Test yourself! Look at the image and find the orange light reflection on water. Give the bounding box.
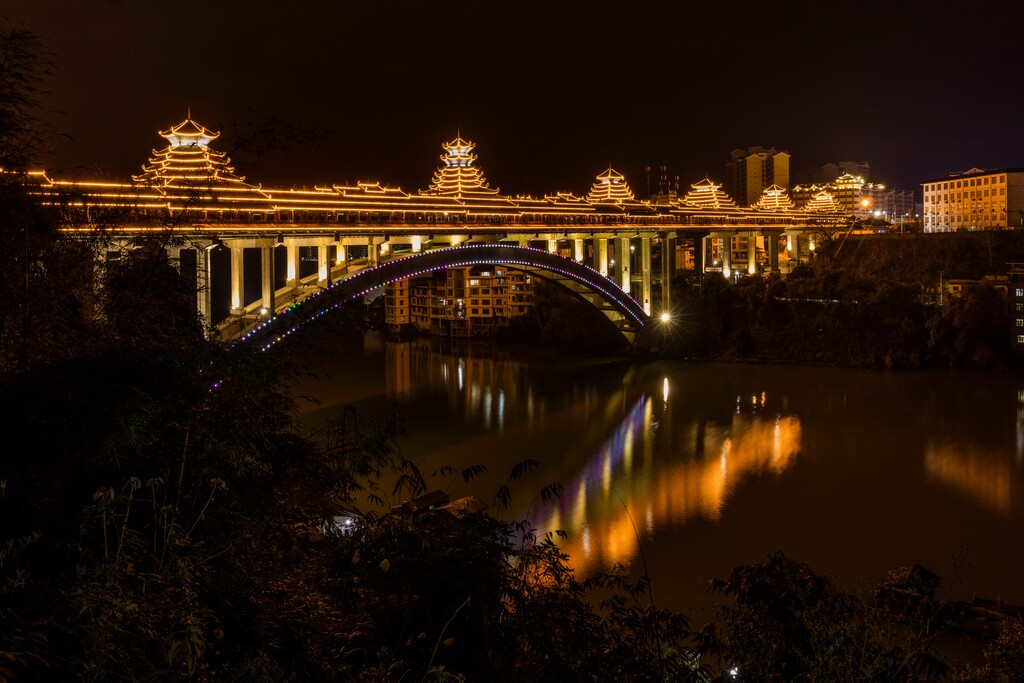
[533,394,802,577]
[925,443,1014,515]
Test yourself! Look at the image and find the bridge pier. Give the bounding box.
[714,232,732,278]
[764,229,781,273]
[746,231,757,275]
[659,233,675,314]
[317,239,331,286]
[691,230,708,275]
[640,235,652,315]
[573,238,584,262]
[285,239,301,288]
[229,243,245,314]
[596,237,609,276]
[260,241,275,313]
[615,237,631,293]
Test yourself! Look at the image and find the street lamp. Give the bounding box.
[860,197,871,218]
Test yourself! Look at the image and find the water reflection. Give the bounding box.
[295,332,1024,608]
[533,385,803,576]
[925,443,1015,515]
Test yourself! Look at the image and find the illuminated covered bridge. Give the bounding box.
[28,116,852,340]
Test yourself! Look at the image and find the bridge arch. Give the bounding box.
[234,244,651,352]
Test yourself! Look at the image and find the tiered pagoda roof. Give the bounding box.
[754,184,797,212]
[133,117,253,191]
[425,135,499,198]
[587,168,635,203]
[804,190,843,214]
[676,178,743,214]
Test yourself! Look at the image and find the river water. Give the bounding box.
[288,331,1024,623]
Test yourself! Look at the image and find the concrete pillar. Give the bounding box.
[196,244,213,329]
[692,231,708,274]
[787,233,800,270]
[547,239,558,254]
[261,244,275,313]
[317,239,330,287]
[640,236,652,315]
[368,239,380,267]
[596,238,609,276]
[747,231,757,275]
[616,236,631,293]
[285,239,300,286]
[766,231,780,272]
[660,234,674,314]
[230,245,244,314]
[335,243,347,265]
[573,238,584,262]
[719,233,732,278]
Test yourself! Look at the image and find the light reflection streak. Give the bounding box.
[533,396,802,577]
[925,443,1015,515]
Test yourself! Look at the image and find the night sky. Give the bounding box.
[6,1,1024,198]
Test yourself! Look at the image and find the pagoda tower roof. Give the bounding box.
[677,177,741,211]
[586,167,637,204]
[159,117,220,149]
[423,134,508,204]
[754,184,797,211]
[804,189,843,213]
[133,116,257,193]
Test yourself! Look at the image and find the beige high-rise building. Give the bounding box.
[725,147,791,207]
[922,168,1024,233]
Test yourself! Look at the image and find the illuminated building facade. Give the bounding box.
[921,168,1024,233]
[724,147,791,207]
[384,265,534,337]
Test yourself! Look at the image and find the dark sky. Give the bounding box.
[6,0,1024,198]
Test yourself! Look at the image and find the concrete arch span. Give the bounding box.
[235,244,651,352]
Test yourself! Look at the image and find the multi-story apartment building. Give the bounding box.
[724,146,791,207]
[921,168,1024,233]
[384,265,534,337]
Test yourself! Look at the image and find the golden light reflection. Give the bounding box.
[533,397,802,577]
[925,443,1014,515]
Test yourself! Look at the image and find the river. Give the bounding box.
[287,330,1024,624]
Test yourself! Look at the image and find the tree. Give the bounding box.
[698,552,947,682]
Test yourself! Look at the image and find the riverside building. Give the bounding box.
[921,168,1024,233]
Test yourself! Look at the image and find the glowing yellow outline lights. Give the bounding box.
[19,116,851,230]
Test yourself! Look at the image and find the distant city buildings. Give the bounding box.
[795,161,871,185]
[724,147,790,207]
[921,168,1024,232]
[792,173,914,222]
